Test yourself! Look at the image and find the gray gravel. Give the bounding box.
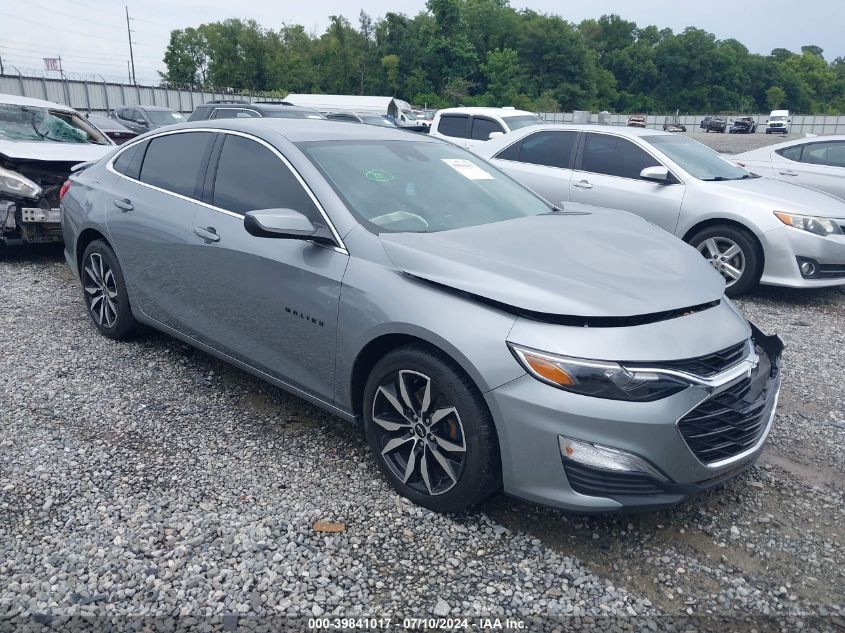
[1,247,844,629]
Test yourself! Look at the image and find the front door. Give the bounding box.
[570,132,685,232]
[772,141,845,200]
[493,130,579,206]
[182,132,348,402]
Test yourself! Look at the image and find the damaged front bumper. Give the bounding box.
[0,197,63,245]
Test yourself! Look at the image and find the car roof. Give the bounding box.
[436,107,538,117]
[134,105,179,111]
[0,92,77,113]
[154,118,441,144]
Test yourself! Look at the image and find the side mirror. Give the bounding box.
[640,166,671,183]
[244,208,319,240]
[488,131,504,139]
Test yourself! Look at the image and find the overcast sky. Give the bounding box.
[0,0,840,85]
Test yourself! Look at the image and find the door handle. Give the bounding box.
[573,180,593,189]
[193,226,220,243]
[778,170,798,176]
[112,198,134,211]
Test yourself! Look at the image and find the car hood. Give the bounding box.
[707,177,845,218]
[379,209,725,318]
[0,140,113,163]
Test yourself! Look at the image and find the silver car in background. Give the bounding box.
[473,125,845,295]
[61,119,783,513]
[732,135,845,200]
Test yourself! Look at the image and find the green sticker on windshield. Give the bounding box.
[366,169,394,182]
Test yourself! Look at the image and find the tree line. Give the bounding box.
[160,0,845,113]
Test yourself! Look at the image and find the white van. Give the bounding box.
[429,107,546,148]
[766,110,791,134]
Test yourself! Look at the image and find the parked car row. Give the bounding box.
[700,110,791,135]
[2,92,841,516]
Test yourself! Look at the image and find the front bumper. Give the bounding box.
[486,324,783,512]
[760,225,845,288]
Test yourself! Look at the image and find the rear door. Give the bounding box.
[772,141,845,199]
[105,130,216,332]
[433,114,470,148]
[183,132,348,402]
[491,130,578,206]
[570,132,685,232]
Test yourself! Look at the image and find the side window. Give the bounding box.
[494,141,521,161]
[212,135,320,221]
[139,132,213,199]
[518,131,577,169]
[112,140,147,180]
[116,108,128,121]
[437,115,469,138]
[211,108,259,119]
[801,142,845,168]
[470,117,504,141]
[580,133,660,179]
[777,145,803,161]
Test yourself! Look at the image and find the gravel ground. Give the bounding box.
[1,247,844,631]
[683,131,801,154]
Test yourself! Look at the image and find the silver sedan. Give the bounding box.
[61,119,782,513]
[732,134,845,200]
[473,125,845,295]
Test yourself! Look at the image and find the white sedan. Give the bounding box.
[732,135,845,200]
[472,125,845,295]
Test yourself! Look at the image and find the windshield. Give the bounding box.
[770,115,787,121]
[146,110,186,125]
[267,109,325,120]
[0,104,110,144]
[361,115,395,126]
[401,110,417,121]
[299,140,552,233]
[645,134,750,181]
[504,115,547,130]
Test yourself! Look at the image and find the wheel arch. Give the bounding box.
[75,227,110,272]
[348,332,491,421]
[682,217,765,265]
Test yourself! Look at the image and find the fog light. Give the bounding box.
[800,261,815,276]
[558,436,668,481]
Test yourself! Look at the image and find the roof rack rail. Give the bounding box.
[205,99,249,104]
[253,100,294,105]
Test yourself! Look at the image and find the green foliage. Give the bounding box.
[160,3,845,113]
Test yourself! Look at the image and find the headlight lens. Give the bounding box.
[0,166,42,199]
[773,211,843,236]
[509,344,689,402]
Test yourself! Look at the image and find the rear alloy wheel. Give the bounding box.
[364,345,500,513]
[81,240,137,339]
[689,225,762,297]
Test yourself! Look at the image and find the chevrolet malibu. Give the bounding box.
[472,125,845,295]
[61,120,783,513]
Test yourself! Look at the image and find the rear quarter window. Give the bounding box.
[112,140,147,180]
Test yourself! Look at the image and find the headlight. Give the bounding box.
[0,166,42,200]
[509,344,689,402]
[773,211,843,236]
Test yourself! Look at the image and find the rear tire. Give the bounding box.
[80,240,137,340]
[363,345,500,513]
[688,225,762,297]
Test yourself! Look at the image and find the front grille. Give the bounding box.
[562,460,666,497]
[677,353,777,464]
[632,340,748,377]
[818,264,845,279]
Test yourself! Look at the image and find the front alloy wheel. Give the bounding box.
[689,225,762,297]
[363,345,500,513]
[696,236,745,287]
[371,369,466,496]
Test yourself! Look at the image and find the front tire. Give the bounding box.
[363,345,500,513]
[81,240,137,339]
[689,225,762,297]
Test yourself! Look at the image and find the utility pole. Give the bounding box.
[0,52,4,75]
[125,5,136,85]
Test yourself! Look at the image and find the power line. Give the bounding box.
[0,43,162,61]
[0,10,162,50]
